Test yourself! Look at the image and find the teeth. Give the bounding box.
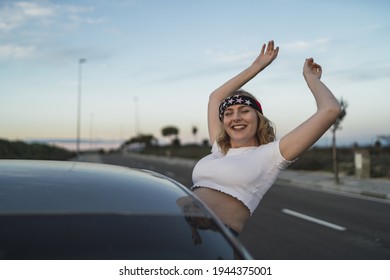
[232,125,246,130]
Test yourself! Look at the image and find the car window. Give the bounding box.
[0,214,245,260]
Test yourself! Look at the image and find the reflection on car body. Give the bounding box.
[0,160,252,259]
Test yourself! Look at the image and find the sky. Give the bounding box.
[1,0,389,150]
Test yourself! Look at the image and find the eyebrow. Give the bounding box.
[224,105,249,112]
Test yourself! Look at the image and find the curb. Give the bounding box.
[276,176,390,202]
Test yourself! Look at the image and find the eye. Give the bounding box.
[224,110,233,117]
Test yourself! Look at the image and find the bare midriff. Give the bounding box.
[192,187,250,233]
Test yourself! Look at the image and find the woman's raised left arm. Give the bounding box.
[280,58,341,161]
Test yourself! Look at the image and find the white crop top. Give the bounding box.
[192,139,293,215]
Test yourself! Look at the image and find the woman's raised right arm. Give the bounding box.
[208,40,279,143]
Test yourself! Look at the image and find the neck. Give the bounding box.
[230,138,259,148]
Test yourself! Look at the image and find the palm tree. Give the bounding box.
[161,126,179,144]
[332,98,348,184]
[192,126,198,143]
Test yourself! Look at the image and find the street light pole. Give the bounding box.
[134,96,139,136]
[76,58,86,158]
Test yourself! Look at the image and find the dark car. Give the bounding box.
[0,160,252,260]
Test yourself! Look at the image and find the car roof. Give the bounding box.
[0,160,253,260]
[0,159,199,215]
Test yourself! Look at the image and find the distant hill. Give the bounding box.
[0,139,74,160]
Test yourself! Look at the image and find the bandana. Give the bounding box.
[219,95,263,121]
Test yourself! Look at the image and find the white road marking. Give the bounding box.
[282,208,347,231]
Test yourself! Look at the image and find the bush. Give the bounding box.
[0,139,74,160]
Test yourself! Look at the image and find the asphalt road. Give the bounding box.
[100,153,390,260]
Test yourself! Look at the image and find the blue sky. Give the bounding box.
[1,0,389,150]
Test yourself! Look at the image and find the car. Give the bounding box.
[0,159,252,260]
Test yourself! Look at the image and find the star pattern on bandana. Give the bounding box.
[218,94,263,121]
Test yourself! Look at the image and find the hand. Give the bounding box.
[252,40,279,70]
[303,58,322,81]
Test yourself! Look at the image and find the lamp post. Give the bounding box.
[134,96,139,136]
[76,58,86,158]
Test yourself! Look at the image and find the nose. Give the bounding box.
[232,111,242,121]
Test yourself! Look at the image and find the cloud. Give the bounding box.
[16,1,55,17]
[0,1,55,33]
[204,38,332,64]
[0,44,35,60]
[205,49,257,64]
[61,3,106,27]
[63,5,94,14]
[282,38,331,52]
[0,1,100,34]
[330,62,390,82]
[0,1,107,62]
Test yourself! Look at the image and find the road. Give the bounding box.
[100,153,390,260]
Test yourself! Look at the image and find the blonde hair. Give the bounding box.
[216,90,276,154]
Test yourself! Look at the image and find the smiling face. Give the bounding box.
[222,104,259,148]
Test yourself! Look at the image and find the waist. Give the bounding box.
[192,187,250,232]
[192,183,255,215]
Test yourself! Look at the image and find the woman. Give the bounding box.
[191,40,341,236]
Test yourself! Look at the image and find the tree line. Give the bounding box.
[123,125,202,148]
[0,139,74,160]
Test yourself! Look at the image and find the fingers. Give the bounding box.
[267,40,274,53]
[260,40,277,53]
[312,62,322,72]
[304,58,322,79]
[261,40,279,60]
[274,46,279,58]
[260,43,266,55]
[266,40,276,54]
[315,64,322,73]
[306,58,321,70]
[305,57,314,66]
